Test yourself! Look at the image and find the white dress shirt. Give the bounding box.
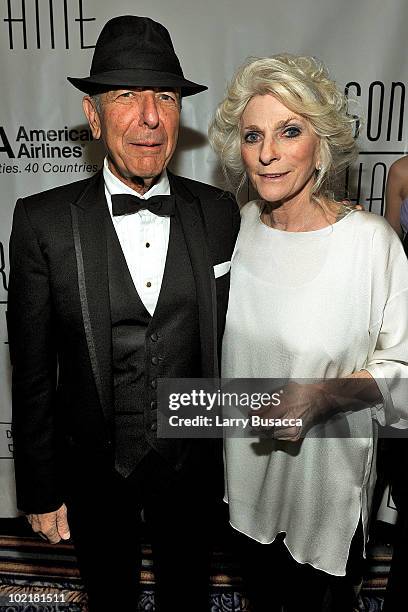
[103,157,171,315]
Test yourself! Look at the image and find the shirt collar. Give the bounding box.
[103,156,171,200]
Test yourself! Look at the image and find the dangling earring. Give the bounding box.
[316,163,322,173]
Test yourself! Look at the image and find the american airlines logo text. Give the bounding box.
[0,125,99,174]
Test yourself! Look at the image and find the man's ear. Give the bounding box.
[82,96,102,140]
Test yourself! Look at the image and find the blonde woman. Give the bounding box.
[209,55,408,611]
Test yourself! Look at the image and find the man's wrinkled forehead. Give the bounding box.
[98,86,181,101]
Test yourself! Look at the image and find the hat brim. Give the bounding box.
[67,69,207,97]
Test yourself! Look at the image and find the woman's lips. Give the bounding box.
[259,172,289,180]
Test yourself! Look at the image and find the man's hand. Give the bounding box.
[27,503,70,544]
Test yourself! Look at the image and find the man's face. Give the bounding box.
[83,87,180,192]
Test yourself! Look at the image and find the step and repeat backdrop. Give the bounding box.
[0,0,407,516]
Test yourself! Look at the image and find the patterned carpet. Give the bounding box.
[0,518,392,611]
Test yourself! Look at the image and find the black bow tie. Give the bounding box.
[111,193,175,217]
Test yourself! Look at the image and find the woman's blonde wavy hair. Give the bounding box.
[208,54,359,199]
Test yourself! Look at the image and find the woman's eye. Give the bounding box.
[283,126,301,138]
[244,132,261,143]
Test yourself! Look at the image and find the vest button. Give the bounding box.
[151,356,159,365]
[150,422,157,432]
[150,332,159,342]
[150,378,157,389]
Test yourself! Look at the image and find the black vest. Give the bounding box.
[106,213,201,477]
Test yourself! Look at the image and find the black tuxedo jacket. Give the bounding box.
[7,170,240,514]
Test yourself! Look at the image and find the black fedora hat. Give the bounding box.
[68,15,207,97]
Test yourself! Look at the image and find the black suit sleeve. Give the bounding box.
[231,194,241,244]
[8,199,62,514]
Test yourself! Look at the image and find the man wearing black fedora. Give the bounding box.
[8,15,239,612]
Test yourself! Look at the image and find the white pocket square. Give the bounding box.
[213,261,231,279]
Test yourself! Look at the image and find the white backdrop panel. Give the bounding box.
[0,0,406,515]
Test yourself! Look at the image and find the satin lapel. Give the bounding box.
[168,173,218,377]
[70,172,113,425]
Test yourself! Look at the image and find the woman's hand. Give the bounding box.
[250,381,334,441]
[249,372,381,441]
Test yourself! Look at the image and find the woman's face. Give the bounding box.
[240,94,320,206]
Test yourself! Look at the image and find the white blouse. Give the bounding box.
[222,201,408,576]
